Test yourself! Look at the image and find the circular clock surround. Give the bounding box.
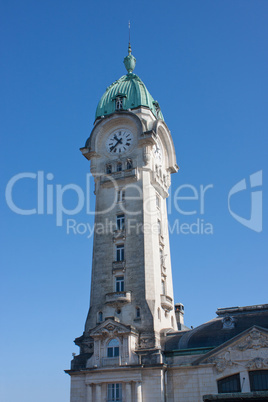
[106,129,134,155]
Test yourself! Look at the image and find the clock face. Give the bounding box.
[153,141,162,162]
[106,129,133,155]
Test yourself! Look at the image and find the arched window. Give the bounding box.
[98,311,103,322]
[107,339,119,358]
[136,307,141,318]
[115,97,123,110]
[117,162,122,172]
[106,164,112,174]
[126,159,132,170]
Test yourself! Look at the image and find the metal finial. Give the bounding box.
[124,21,136,73]
[128,21,131,55]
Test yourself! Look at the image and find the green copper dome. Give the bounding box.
[95,48,164,121]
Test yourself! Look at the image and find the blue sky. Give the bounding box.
[1,1,267,401]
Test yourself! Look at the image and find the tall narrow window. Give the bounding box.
[157,219,162,235]
[117,162,122,172]
[116,214,125,230]
[117,189,125,202]
[116,244,124,261]
[115,97,123,110]
[156,194,160,208]
[106,164,112,174]
[115,276,124,292]
[107,339,120,358]
[161,279,166,295]
[160,248,163,265]
[98,311,103,322]
[107,383,122,402]
[249,370,268,391]
[217,374,241,393]
[136,307,141,318]
[126,159,132,169]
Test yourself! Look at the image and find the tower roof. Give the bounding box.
[95,48,164,121]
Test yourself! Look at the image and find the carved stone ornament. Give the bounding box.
[246,357,268,370]
[82,340,94,353]
[208,351,236,373]
[222,315,235,329]
[236,328,268,351]
[143,146,151,164]
[90,319,132,340]
[106,324,115,332]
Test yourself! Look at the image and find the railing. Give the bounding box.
[112,260,126,271]
[102,356,121,367]
[113,230,126,242]
[105,291,131,305]
[101,168,138,185]
[161,294,173,311]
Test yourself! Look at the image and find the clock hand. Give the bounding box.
[110,138,123,152]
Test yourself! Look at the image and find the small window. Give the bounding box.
[107,383,122,402]
[106,164,112,174]
[217,373,241,394]
[156,194,160,208]
[157,219,162,235]
[116,245,124,262]
[117,162,122,172]
[117,189,125,203]
[115,276,124,292]
[171,316,174,327]
[249,370,268,391]
[136,307,141,318]
[115,97,123,110]
[116,214,125,230]
[160,248,163,264]
[98,311,103,322]
[107,339,120,358]
[161,279,166,295]
[126,159,133,169]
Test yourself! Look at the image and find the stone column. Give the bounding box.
[86,384,93,402]
[95,384,102,400]
[136,382,142,402]
[125,382,132,401]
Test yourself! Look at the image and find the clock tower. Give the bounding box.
[67,45,178,402]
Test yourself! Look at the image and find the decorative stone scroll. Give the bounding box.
[236,328,268,351]
[208,351,236,373]
[222,315,235,329]
[246,357,268,369]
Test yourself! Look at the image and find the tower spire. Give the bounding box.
[124,21,136,73]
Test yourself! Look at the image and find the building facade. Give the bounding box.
[66,46,268,401]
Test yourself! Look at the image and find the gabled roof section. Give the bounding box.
[89,317,138,338]
[192,326,268,375]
